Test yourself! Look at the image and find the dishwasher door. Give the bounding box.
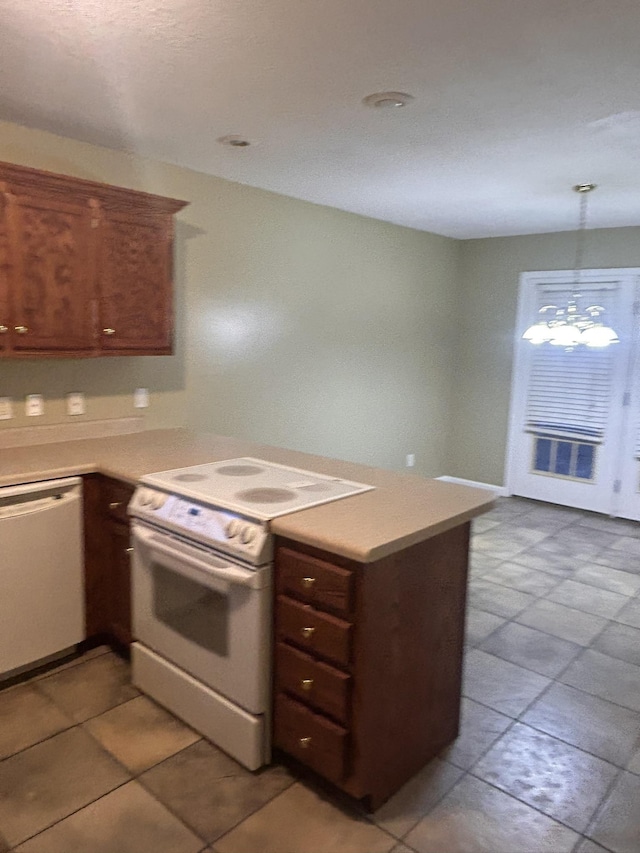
[0,477,84,679]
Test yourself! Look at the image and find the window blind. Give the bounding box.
[524,283,619,443]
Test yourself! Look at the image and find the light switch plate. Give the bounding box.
[26,394,44,417]
[0,397,13,420]
[134,387,149,408]
[67,392,85,416]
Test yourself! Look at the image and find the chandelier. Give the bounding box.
[522,184,620,348]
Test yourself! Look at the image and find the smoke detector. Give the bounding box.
[362,91,414,108]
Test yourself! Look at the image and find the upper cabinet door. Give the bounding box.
[7,193,97,352]
[98,210,174,353]
[0,194,11,350]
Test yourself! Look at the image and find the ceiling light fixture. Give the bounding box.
[217,135,251,148]
[362,91,414,109]
[522,184,620,349]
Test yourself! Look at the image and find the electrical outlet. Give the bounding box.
[406,453,415,467]
[0,397,13,420]
[66,392,85,416]
[134,387,149,408]
[26,394,44,417]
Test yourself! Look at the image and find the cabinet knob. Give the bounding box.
[301,576,316,589]
[109,501,122,509]
[301,626,315,639]
[102,328,116,335]
[298,736,312,749]
[0,325,7,333]
[14,325,28,334]
[300,678,314,692]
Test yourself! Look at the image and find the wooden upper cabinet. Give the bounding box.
[98,209,173,353]
[0,194,10,350]
[6,193,97,352]
[0,161,187,358]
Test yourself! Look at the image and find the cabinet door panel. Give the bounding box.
[99,211,173,352]
[7,194,97,351]
[0,194,11,350]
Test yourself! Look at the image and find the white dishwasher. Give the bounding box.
[0,477,85,680]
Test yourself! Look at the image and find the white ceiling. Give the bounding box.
[1,0,640,238]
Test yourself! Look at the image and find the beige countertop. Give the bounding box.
[0,428,494,562]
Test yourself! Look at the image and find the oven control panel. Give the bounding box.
[128,488,271,565]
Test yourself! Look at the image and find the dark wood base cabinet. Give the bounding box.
[83,474,134,649]
[273,525,470,810]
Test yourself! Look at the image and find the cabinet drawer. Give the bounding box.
[275,641,351,724]
[103,479,135,523]
[276,595,352,668]
[274,693,348,783]
[277,548,354,616]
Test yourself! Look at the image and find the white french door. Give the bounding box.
[506,269,640,520]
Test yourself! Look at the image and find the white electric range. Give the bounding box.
[128,457,373,769]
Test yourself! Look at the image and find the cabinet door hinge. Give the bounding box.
[633,301,640,317]
[623,391,631,407]
[613,479,622,494]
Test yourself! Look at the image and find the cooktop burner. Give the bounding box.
[141,457,374,520]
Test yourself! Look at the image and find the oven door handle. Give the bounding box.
[133,524,263,591]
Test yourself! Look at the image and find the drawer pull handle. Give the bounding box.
[109,501,122,509]
[0,325,7,333]
[14,325,28,334]
[301,576,316,589]
[299,736,312,749]
[103,328,116,335]
[301,626,315,639]
[125,547,134,554]
[300,678,314,691]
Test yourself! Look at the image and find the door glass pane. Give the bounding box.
[152,561,229,655]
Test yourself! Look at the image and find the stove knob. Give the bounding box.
[240,525,256,545]
[225,519,241,539]
[150,492,167,510]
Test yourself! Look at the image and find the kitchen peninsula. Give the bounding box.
[0,428,493,808]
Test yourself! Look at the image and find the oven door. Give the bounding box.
[131,520,271,714]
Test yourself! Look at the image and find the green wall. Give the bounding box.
[0,120,461,476]
[451,228,640,485]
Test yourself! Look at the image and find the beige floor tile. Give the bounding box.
[560,649,640,713]
[30,645,112,681]
[373,758,463,838]
[467,579,536,618]
[615,597,640,629]
[464,608,505,646]
[522,682,640,767]
[589,771,640,853]
[548,579,629,619]
[141,739,294,842]
[84,695,200,773]
[592,622,640,667]
[474,723,618,832]
[515,598,608,645]
[0,682,73,759]
[462,649,550,717]
[0,727,130,847]
[479,621,581,677]
[36,652,139,722]
[14,780,203,853]
[215,783,395,853]
[404,775,579,853]
[573,838,614,853]
[482,561,561,596]
[440,697,512,770]
[573,564,640,597]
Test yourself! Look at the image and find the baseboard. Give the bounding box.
[436,476,508,497]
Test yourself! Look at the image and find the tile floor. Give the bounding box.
[1,497,639,852]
